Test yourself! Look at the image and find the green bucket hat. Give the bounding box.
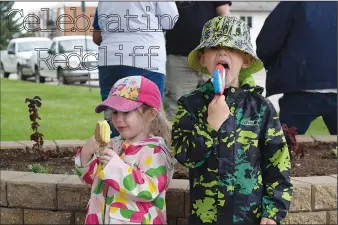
[188,16,264,84]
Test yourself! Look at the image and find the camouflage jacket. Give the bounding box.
[172,81,293,225]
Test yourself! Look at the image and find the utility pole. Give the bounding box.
[81,1,91,92]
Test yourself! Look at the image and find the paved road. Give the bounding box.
[7,73,100,87]
[6,69,282,112]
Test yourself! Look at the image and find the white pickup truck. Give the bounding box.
[32,35,99,84]
[0,37,52,81]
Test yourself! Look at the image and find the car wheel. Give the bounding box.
[57,68,68,85]
[17,66,26,81]
[35,66,45,83]
[0,63,10,78]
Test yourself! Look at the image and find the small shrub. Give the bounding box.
[28,163,52,174]
[25,96,48,160]
[282,124,306,160]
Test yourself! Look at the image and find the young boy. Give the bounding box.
[172,16,293,225]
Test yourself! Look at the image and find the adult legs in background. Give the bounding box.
[279,92,337,135]
[98,65,165,137]
[164,54,208,121]
[139,69,165,99]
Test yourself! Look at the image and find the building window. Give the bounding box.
[240,16,252,28]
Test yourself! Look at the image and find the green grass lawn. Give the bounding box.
[305,116,330,136]
[1,78,102,141]
[0,78,330,141]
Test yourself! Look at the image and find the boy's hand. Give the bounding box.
[260,218,277,224]
[99,147,117,167]
[207,95,230,131]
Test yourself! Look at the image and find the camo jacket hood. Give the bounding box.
[172,80,293,225]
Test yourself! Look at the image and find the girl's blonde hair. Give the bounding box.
[103,105,172,147]
[139,105,172,147]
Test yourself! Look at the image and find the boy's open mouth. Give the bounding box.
[220,63,229,69]
[217,61,230,75]
[217,60,230,70]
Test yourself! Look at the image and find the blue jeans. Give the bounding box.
[98,65,165,137]
[279,92,337,135]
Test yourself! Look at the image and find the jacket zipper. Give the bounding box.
[217,92,231,224]
[217,135,221,225]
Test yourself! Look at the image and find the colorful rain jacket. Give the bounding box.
[172,81,293,225]
[75,136,174,224]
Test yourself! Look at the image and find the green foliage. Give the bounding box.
[25,96,46,160]
[1,78,102,141]
[0,1,32,50]
[28,163,53,174]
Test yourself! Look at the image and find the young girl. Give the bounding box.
[75,76,174,224]
[93,2,178,138]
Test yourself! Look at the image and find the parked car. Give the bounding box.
[0,37,51,81]
[33,35,98,84]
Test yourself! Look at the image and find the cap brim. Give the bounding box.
[95,96,143,113]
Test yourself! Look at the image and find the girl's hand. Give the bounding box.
[260,218,277,224]
[80,135,100,166]
[84,135,100,154]
[99,147,117,167]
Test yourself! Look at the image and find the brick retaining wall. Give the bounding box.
[0,171,336,224]
[0,135,337,224]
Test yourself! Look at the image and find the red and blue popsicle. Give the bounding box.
[212,64,226,95]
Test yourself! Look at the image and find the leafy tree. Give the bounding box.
[0,1,34,50]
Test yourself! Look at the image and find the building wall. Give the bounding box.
[28,6,270,49]
[28,5,96,38]
[61,6,96,37]
[231,11,270,51]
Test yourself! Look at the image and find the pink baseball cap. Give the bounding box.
[95,76,161,113]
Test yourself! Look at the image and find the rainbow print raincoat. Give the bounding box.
[75,136,174,224]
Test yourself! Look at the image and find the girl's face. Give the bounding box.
[110,106,155,142]
[199,46,251,87]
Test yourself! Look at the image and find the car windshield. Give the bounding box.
[58,39,97,53]
[17,40,52,52]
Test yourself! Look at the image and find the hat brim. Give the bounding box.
[95,96,143,113]
[187,39,264,77]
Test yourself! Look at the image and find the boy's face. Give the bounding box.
[199,46,250,87]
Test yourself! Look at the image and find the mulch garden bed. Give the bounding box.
[291,142,337,177]
[0,142,336,178]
